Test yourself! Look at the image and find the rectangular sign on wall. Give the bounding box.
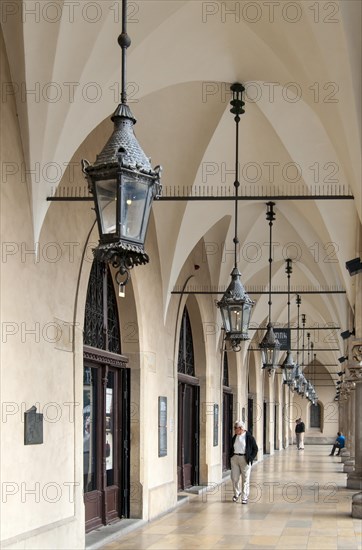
[213,404,219,447]
[158,396,167,457]
[274,328,291,351]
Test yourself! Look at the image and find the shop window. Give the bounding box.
[177,307,195,376]
[223,352,229,387]
[84,259,121,353]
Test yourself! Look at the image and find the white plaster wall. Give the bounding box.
[0,31,87,549]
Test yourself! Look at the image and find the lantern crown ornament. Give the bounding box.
[217,83,254,351]
[259,202,281,373]
[82,0,162,294]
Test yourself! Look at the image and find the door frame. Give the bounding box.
[83,345,130,532]
[177,373,200,490]
[222,389,233,471]
[248,397,254,435]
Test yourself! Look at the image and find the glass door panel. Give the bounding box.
[106,371,115,487]
[83,366,98,493]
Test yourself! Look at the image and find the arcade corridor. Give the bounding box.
[1,2,362,548]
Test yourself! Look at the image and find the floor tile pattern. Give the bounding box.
[101,446,362,550]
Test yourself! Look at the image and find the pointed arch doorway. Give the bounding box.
[83,260,130,532]
[177,307,200,490]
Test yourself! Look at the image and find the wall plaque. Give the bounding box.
[24,406,43,445]
[158,397,167,457]
[213,404,219,447]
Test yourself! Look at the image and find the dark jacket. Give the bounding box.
[230,431,258,465]
[295,422,305,433]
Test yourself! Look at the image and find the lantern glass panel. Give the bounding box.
[95,179,117,235]
[220,307,230,332]
[120,175,153,242]
[283,366,294,384]
[283,369,289,383]
[230,307,243,332]
[261,347,277,368]
[242,304,252,333]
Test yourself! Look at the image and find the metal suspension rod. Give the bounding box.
[296,295,301,364]
[301,313,306,367]
[266,202,275,323]
[233,112,239,268]
[286,259,292,332]
[313,350,316,386]
[268,210,272,321]
[118,0,131,104]
[307,332,311,365]
[311,344,315,384]
[230,83,245,269]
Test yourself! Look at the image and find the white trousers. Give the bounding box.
[296,432,305,449]
[230,455,251,499]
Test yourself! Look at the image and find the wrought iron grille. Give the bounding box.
[84,260,105,349]
[107,271,121,354]
[177,308,195,376]
[223,353,229,387]
[84,259,121,353]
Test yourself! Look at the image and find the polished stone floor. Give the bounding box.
[101,446,361,550]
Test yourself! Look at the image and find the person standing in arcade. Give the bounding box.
[230,420,258,504]
[295,417,305,450]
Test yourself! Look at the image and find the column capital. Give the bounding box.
[347,339,362,381]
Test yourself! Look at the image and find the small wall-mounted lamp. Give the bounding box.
[345,257,362,276]
[338,356,348,364]
[340,329,355,339]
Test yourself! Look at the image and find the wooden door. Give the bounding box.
[177,381,199,490]
[83,354,129,532]
[222,392,233,470]
[248,397,254,435]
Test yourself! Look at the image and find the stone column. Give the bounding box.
[339,395,351,462]
[339,399,347,446]
[347,373,362,490]
[289,392,294,445]
[283,384,289,449]
[343,388,355,458]
[346,339,362,515]
[352,492,362,519]
[349,389,356,454]
[343,388,355,472]
[348,235,362,515]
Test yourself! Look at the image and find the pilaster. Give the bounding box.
[346,341,362,491]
